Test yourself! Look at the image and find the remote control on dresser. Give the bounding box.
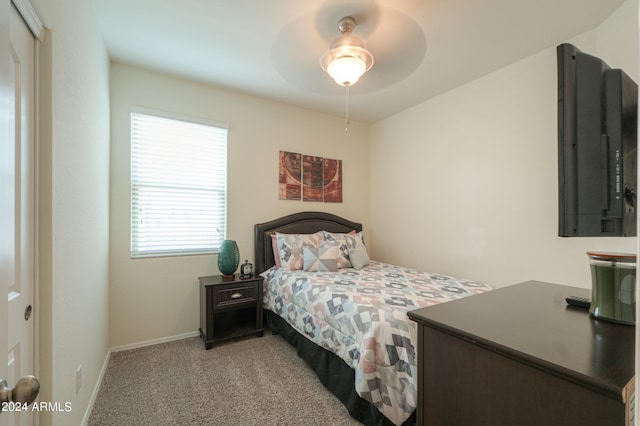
[565,296,591,310]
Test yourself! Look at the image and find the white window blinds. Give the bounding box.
[130,111,227,258]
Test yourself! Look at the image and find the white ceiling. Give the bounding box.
[90,0,626,123]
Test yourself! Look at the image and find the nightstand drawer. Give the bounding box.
[213,282,259,308]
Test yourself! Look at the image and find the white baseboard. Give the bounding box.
[80,330,200,425]
[81,348,111,426]
[110,330,200,353]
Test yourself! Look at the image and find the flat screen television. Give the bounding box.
[557,43,637,237]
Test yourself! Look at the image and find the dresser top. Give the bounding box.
[408,281,635,400]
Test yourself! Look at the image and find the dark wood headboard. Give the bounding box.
[254,211,363,274]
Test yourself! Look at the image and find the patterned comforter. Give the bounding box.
[262,260,493,425]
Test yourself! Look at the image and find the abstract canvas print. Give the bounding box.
[303,155,324,202]
[278,151,342,203]
[323,158,342,203]
[279,151,302,200]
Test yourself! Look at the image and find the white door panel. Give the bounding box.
[1,3,37,425]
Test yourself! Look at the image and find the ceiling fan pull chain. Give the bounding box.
[344,83,350,132]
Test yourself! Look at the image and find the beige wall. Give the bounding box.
[21,0,637,422]
[109,63,370,348]
[369,0,638,288]
[31,0,111,424]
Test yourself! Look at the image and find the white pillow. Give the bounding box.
[349,246,370,269]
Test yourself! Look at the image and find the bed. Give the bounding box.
[255,211,493,426]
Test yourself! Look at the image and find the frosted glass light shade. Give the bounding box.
[327,56,367,86]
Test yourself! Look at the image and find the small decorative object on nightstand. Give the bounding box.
[198,275,264,350]
[217,239,240,280]
[240,260,253,279]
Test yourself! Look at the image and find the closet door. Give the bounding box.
[1,2,38,425]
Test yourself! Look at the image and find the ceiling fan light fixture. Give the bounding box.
[319,16,374,131]
[320,17,374,87]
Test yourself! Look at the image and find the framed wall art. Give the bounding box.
[278,150,342,203]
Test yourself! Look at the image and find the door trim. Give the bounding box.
[11,0,42,41]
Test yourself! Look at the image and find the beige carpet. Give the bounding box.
[87,331,362,425]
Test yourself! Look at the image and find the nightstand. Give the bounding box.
[198,275,264,349]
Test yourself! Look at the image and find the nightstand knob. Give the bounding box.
[230,292,243,299]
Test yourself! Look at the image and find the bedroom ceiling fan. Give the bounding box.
[269,3,426,122]
[320,16,374,87]
[319,16,374,131]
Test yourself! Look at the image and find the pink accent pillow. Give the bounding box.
[270,233,281,267]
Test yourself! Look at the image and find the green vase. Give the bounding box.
[588,252,636,325]
[218,240,240,277]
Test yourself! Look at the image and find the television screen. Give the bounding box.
[604,69,638,236]
[557,43,637,237]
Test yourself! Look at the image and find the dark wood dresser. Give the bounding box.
[407,281,635,426]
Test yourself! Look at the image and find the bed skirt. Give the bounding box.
[265,310,416,426]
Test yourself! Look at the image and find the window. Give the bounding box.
[130,110,227,258]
